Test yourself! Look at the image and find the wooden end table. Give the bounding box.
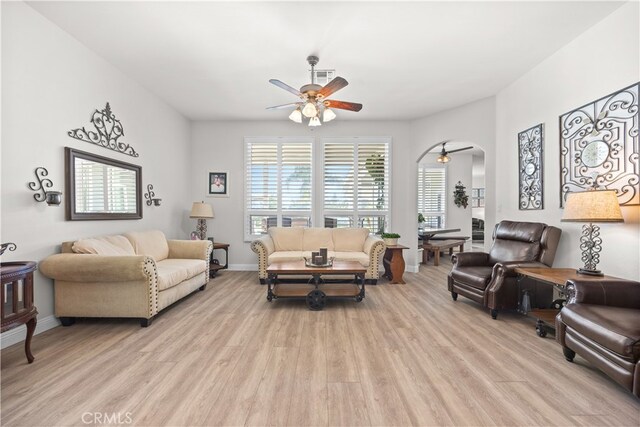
[514,267,622,338]
[1,262,38,363]
[210,242,229,278]
[383,245,409,284]
[266,260,366,310]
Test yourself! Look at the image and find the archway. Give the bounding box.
[416,140,486,268]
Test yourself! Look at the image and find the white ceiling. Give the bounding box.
[28,1,623,121]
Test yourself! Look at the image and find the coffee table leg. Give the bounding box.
[267,273,276,302]
[312,273,321,289]
[356,273,365,302]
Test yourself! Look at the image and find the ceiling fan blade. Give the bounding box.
[324,100,362,112]
[446,146,474,154]
[318,77,348,98]
[269,79,302,97]
[266,102,301,110]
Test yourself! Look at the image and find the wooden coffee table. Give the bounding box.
[266,260,366,310]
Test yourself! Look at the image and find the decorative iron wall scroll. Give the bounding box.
[68,102,139,157]
[559,82,639,207]
[518,123,544,210]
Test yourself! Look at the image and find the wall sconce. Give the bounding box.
[28,167,62,206]
[144,184,162,206]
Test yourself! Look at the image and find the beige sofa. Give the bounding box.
[39,230,212,327]
[251,227,386,284]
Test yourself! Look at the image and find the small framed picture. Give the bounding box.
[208,172,228,197]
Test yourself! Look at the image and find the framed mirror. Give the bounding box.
[65,147,142,220]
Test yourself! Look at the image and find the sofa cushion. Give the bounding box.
[330,251,370,267]
[333,228,370,252]
[72,235,135,256]
[269,227,304,252]
[268,251,305,265]
[302,228,334,251]
[124,230,170,261]
[561,304,640,359]
[156,259,206,291]
[450,266,493,290]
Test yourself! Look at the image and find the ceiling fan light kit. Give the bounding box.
[436,142,473,163]
[268,55,363,127]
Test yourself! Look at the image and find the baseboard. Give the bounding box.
[229,264,258,271]
[0,315,60,349]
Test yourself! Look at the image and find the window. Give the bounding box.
[418,166,446,228]
[245,138,313,239]
[322,138,390,233]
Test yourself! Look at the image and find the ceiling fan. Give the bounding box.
[267,55,363,127]
[436,142,473,163]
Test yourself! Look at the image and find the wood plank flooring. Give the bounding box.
[2,261,639,426]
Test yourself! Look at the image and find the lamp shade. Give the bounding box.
[561,190,623,223]
[190,202,214,219]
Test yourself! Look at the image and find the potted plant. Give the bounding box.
[381,232,401,246]
[418,213,426,230]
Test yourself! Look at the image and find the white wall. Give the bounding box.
[1,2,191,343]
[190,120,419,269]
[495,2,640,280]
[411,97,497,260]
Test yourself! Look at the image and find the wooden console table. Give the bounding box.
[514,267,621,338]
[210,242,229,278]
[383,245,409,284]
[1,261,38,363]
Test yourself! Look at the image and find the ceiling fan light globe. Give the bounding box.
[309,116,322,127]
[289,108,303,123]
[302,102,318,118]
[323,108,337,122]
[437,155,450,163]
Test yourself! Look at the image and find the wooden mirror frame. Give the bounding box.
[65,147,142,220]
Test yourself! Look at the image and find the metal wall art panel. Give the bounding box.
[68,102,139,158]
[559,82,639,207]
[518,123,544,210]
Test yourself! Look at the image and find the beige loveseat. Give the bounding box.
[251,227,386,284]
[39,230,212,327]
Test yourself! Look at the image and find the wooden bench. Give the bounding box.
[422,239,465,266]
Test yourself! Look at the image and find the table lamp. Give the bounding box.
[561,189,623,276]
[190,201,214,240]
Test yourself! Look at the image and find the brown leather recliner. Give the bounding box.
[556,279,640,398]
[448,220,562,318]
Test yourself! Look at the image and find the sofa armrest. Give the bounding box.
[364,235,385,255]
[39,253,155,283]
[451,252,490,267]
[565,279,640,309]
[251,235,275,280]
[494,261,548,275]
[251,235,275,257]
[167,239,212,260]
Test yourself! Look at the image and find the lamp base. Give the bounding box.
[576,268,604,276]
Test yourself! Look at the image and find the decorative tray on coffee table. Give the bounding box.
[304,257,335,268]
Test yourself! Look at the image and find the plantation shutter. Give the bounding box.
[322,138,391,231]
[417,166,446,228]
[244,138,313,238]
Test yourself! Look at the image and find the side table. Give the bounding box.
[210,243,229,278]
[1,261,38,363]
[383,245,409,284]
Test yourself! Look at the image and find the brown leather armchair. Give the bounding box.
[448,220,562,318]
[556,279,640,398]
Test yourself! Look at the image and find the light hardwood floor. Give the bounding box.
[2,261,639,426]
